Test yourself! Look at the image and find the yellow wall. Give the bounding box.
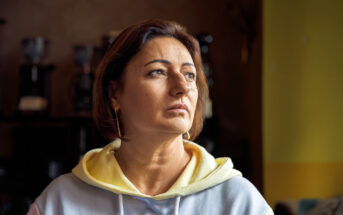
[263,0,343,207]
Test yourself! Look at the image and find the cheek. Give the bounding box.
[190,88,199,109]
[123,90,148,110]
[121,83,163,114]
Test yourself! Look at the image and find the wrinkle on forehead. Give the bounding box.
[135,37,194,66]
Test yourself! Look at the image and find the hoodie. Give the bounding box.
[28,139,274,215]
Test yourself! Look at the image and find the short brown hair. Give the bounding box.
[93,19,208,141]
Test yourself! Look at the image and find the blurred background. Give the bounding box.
[0,0,342,214]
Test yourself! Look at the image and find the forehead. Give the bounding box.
[132,36,194,64]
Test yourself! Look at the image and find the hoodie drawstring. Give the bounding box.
[118,194,124,215]
[174,196,181,215]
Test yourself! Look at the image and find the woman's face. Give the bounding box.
[112,36,198,137]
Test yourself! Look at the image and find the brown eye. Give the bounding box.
[148,69,165,77]
[185,72,196,81]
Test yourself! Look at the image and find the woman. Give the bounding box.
[28,19,273,215]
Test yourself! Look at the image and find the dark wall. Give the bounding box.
[0,0,230,116]
[0,0,262,189]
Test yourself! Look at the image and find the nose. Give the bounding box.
[169,70,190,97]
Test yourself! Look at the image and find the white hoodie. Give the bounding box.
[28,139,274,215]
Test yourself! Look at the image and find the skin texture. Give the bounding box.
[111,37,198,195]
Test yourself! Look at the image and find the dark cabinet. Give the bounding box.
[0,116,106,214]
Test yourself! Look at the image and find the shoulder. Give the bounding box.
[35,173,84,213]
[188,176,274,215]
[219,176,273,215]
[223,176,265,199]
[34,173,118,214]
[36,173,88,201]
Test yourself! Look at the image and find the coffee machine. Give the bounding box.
[72,45,94,113]
[18,37,54,115]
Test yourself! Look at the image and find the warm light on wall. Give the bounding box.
[263,0,343,208]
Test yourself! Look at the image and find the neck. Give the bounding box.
[114,133,191,196]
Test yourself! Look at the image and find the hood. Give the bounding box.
[72,138,241,200]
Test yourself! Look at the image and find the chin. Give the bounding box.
[149,118,192,135]
[160,124,191,135]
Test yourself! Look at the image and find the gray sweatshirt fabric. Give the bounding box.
[34,173,273,215]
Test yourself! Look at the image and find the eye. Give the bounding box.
[148,69,165,77]
[185,72,196,81]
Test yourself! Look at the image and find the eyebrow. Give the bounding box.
[144,59,195,67]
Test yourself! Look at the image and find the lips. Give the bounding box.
[167,103,189,112]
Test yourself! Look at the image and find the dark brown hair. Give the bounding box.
[93,19,208,141]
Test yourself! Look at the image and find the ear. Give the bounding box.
[109,80,121,110]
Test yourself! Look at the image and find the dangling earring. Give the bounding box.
[115,108,121,138]
[184,131,190,140]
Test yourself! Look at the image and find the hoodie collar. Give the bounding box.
[72,138,241,200]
